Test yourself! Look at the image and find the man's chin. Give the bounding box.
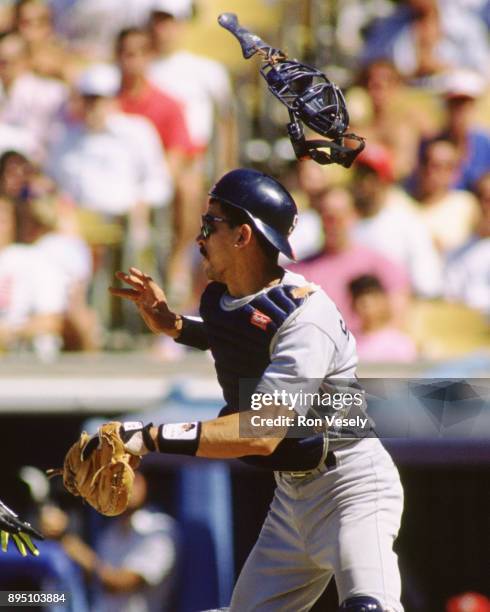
[201,259,214,279]
[201,259,223,282]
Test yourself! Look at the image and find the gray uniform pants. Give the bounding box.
[230,438,404,612]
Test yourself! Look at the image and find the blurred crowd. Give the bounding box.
[0,0,488,363]
[1,468,179,612]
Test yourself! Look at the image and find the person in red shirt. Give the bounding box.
[115,26,197,306]
[115,27,194,175]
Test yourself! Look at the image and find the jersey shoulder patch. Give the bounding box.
[289,283,319,300]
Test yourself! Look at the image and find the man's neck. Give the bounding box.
[225,262,284,298]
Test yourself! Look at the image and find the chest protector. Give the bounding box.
[199,281,326,471]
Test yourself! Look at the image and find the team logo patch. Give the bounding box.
[250,309,272,331]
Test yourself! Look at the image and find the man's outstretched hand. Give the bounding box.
[0,499,43,557]
[109,267,182,337]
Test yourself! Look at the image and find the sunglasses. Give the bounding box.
[200,213,230,239]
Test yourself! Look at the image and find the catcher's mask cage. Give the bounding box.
[219,13,365,167]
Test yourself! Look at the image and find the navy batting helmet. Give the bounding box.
[209,168,298,260]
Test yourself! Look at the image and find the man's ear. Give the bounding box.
[235,224,253,247]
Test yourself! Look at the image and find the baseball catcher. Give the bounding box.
[56,13,404,612]
[58,166,404,611]
[0,497,43,556]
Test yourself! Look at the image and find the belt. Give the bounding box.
[283,450,336,479]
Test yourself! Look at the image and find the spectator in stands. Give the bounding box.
[148,0,234,166]
[0,196,65,359]
[278,161,325,264]
[0,3,12,31]
[444,172,490,315]
[351,144,443,297]
[410,137,480,254]
[0,149,32,202]
[335,0,395,60]
[47,63,173,251]
[290,187,410,334]
[148,0,236,304]
[48,471,178,612]
[0,31,67,156]
[0,149,81,237]
[115,26,199,304]
[433,70,490,191]
[0,122,39,161]
[19,196,99,351]
[296,159,331,208]
[115,27,193,177]
[349,274,418,363]
[13,0,77,82]
[361,0,490,83]
[353,59,437,179]
[47,63,173,328]
[49,0,154,61]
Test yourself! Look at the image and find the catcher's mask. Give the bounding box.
[219,13,365,167]
[261,60,349,139]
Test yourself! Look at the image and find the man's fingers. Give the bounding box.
[115,268,166,304]
[115,271,144,290]
[127,267,166,299]
[146,278,166,298]
[129,268,160,289]
[129,267,151,281]
[109,288,141,301]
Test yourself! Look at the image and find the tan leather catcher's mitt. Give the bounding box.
[51,422,140,516]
